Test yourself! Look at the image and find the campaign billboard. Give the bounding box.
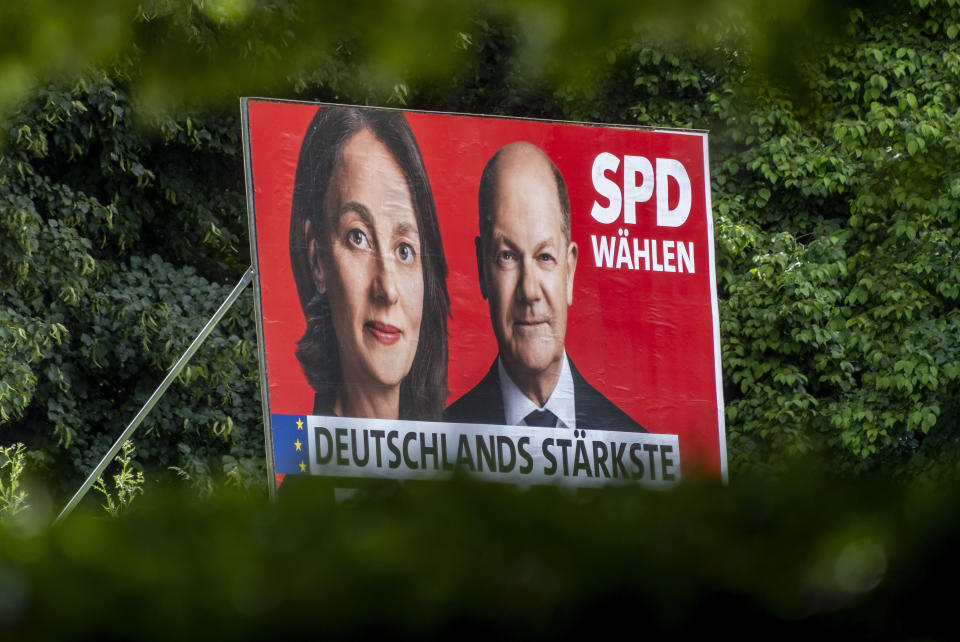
[241,99,726,491]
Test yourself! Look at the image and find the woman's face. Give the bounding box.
[316,128,425,392]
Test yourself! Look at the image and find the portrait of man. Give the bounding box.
[444,141,645,432]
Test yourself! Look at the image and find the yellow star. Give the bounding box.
[294,439,302,452]
[296,418,304,430]
[299,461,306,472]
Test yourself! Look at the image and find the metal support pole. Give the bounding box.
[55,266,255,523]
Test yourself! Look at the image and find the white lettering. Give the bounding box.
[591,237,695,273]
[662,240,676,272]
[655,158,691,227]
[592,153,693,228]
[633,238,650,271]
[651,240,663,272]
[623,155,654,225]
[591,234,616,268]
[615,232,634,270]
[590,152,622,224]
[677,241,694,273]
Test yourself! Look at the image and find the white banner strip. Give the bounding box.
[306,416,680,488]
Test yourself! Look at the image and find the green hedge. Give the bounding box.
[1,473,957,639]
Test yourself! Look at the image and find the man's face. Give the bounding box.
[480,147,578,393]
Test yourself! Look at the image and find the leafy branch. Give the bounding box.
[94,440,145,517]
[0,442,29,522]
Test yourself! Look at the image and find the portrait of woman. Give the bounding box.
[289,106,450,421]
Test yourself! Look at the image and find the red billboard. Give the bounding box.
[242,99,726,488]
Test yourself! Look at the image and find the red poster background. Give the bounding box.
[246,100,725,477]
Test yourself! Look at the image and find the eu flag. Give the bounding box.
[272,414,309,475]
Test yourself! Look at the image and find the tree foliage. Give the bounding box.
[708,2,960,474]
[1,0,959,499]
[1,68,262,496]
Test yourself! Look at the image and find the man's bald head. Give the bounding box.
[477,141,571,248]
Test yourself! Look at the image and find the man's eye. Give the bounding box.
[497,251,515,263]
[396,243,416,264]
[347,229,368,248]
[537,253,555,263]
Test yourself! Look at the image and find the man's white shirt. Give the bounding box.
[498,351,576,428]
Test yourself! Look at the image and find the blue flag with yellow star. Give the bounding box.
[272,414,309,475]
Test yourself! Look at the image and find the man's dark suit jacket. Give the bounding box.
[444,357,645,432]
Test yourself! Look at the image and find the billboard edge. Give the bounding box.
[240,97,279,497]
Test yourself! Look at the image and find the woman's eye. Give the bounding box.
[347,229,368,248]
[396,243,416,264]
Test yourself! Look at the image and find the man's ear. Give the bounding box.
[475,236,488,300]
[306,220,326,294]
[565,241,578,306]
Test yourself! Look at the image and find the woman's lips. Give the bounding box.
[366,320,402,345]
